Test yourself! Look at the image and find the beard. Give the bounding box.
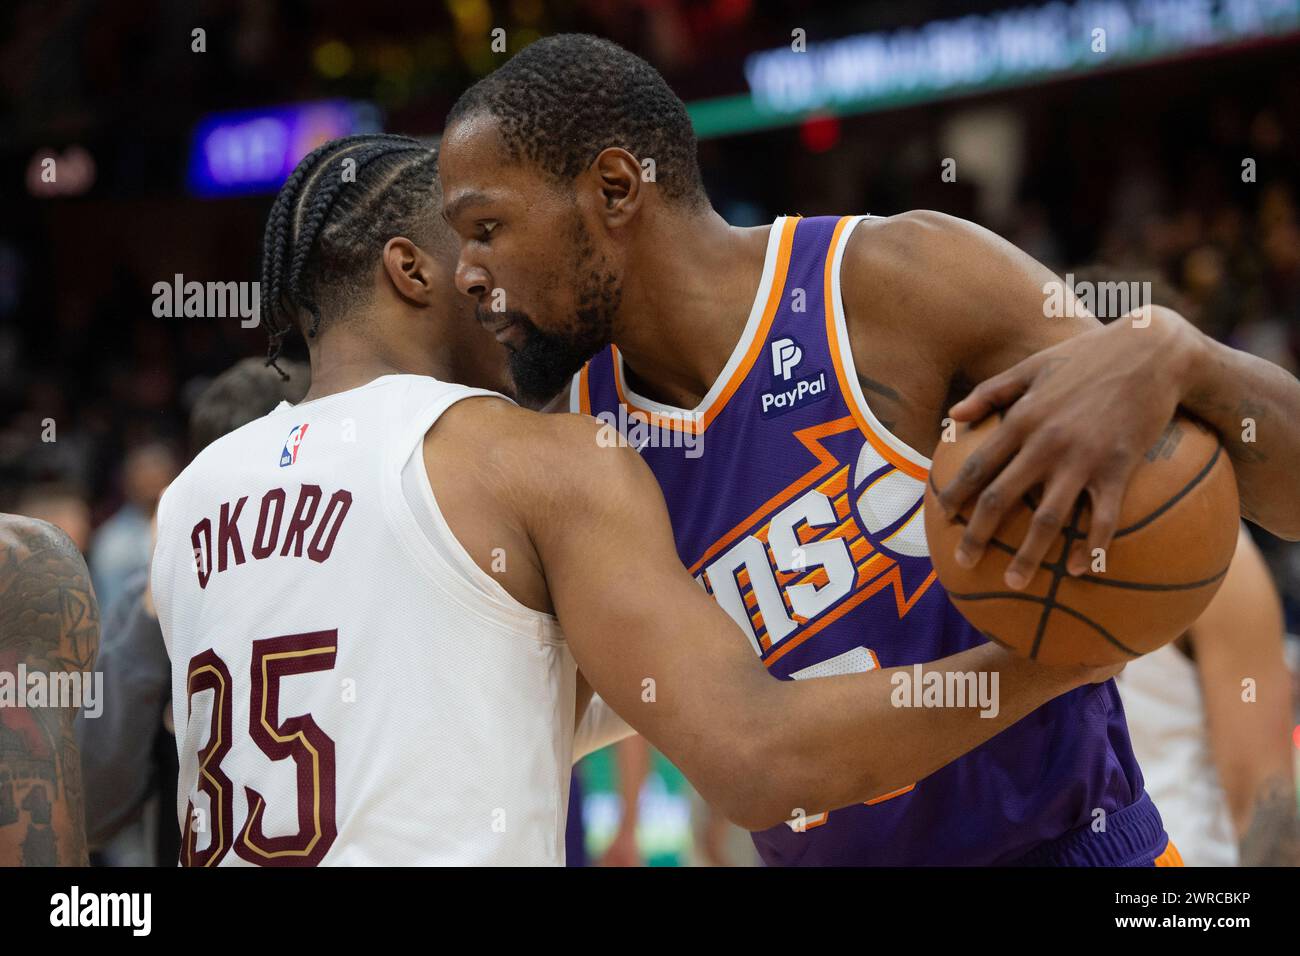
[480,308,593,408]
[483,259,622,409]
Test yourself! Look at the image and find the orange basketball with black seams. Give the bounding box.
[922,413,1240,666]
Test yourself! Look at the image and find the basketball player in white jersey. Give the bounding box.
[1065,268,1300,866]
[152,134,1123,865]
[1120,525,1298,866]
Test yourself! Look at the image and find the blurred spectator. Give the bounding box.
[15,482,92,553]
[187,357,310,455]
[88,442,178,611]
[1119,527,1299,866]
[77,358,308,866]
[690,789,761,867]
[79,569,171,867]
[597,737,651,867]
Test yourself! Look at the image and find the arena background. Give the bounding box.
[2,0,1298,865]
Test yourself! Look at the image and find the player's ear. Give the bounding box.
[381,236,436,305]
[591,146,643,227]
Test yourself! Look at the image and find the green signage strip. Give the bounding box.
[688,0,1300,139]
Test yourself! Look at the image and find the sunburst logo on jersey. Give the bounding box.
[691,416,937,667]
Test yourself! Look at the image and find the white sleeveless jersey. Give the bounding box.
[1116,643,1238,866]
[152,374,575,866]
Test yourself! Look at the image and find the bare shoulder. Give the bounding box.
[848,209,970,253]
[429,398,653,506]
[520,409,661,509]
[839,211,979,366]
[426,396,605,483]
[0,514,99,667]
[421,400,658,613]
[842,209,1087,360]
[843,210,1013,306]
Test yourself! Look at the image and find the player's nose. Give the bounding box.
[455,256,492,301]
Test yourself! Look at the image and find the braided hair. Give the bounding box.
[259,133,443,374]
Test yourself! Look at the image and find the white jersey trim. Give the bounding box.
[381,384,564,645]
[609,215,789,422]
[827,214,932,470]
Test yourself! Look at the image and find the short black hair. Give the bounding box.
[259,134,444,371]
[189,357,311,454]
[447,34,707,208]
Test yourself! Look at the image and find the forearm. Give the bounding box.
[744,644,1090,830]
[1171,308,1300,539]
[1237,770,1300,866]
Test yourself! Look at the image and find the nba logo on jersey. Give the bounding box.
[280,423,309,467]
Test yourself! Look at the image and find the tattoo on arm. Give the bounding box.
[1238,771,1300,867]
[0,517,100,866]
[1184,388,1271,465]
[856,374,902,432]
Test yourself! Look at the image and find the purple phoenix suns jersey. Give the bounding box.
[572,215,1177,866]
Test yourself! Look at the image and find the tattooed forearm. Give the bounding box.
[1237,772,1300,867]
[0,514,100,866]
[1181,335,1300,539]
[1183,388,1271,465]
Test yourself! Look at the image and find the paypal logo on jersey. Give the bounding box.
[280,423,309,467]
[771,337,802,380]
[761,337,827,418]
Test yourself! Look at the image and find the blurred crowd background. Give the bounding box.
[1,0,1298,865]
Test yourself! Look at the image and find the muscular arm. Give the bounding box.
[1179,333,1300,538]
[884,209,1300,546]
[842,211,1100,424]
[843,210,1110,588]
[0,515,100,866]
[513,412,1114,830]
[1191,527,1299,866]
[840,211,1299,585]
[952,308,1300,542]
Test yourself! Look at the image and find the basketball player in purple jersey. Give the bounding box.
[438,35,1300,865]
[162,132,1126,866]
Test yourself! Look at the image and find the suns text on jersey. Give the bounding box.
[189,483,353,588]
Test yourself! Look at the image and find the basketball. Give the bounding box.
[923,414,1240,666]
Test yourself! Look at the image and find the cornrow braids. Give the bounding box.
[259,133,441,373]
